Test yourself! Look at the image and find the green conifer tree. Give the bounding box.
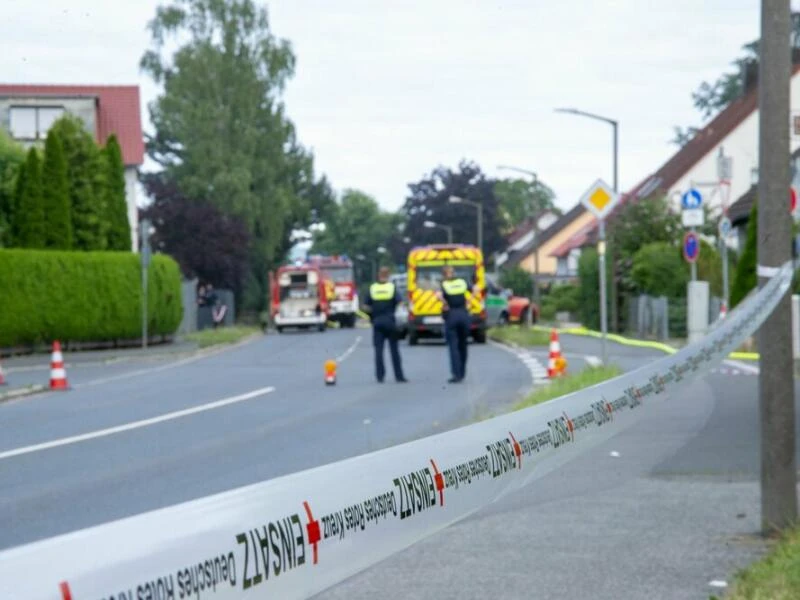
[41,129,73,249]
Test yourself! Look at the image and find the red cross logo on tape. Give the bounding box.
[563,412,575,440]
[303,501,321,564]
[429,459,445,506]
[508,432,522,469]
[59,582,73,600]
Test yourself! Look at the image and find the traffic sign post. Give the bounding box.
[683,231,700,283]
[718,216,732,313]
[140,219,152,349]
[578,179,619,366]
[681,188,705,228]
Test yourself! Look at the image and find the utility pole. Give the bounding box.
[140,219,152,349]
[758,0,796,534]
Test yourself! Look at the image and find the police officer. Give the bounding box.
[439,265,470,383]
[364,266,408,383]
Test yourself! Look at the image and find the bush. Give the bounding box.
[631,242,688,298]
[0,249,182,347]
[577,248,611,330]
[731,203,757,308]
[499,265,533,298]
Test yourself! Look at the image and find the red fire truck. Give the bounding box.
[306,254,358,328]
[270,263,330,333]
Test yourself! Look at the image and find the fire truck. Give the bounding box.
[269,263,329,333]
[306,254,358,328]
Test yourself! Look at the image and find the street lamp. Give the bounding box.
[424,220,453,243]
[448,195,482,254]
[555,107,619,365]
[497,165,542,317]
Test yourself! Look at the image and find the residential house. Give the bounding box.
[496,204,594,282]
[0,84,145,250]
[553,59,800,262]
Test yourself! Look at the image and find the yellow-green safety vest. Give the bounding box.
[370,282,396,301]
[441,278,468,296]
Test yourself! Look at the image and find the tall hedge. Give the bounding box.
[41,129,73,249]
[14,148,45,249]
[0,249,182,347]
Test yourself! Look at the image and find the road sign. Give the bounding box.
[718,216,732,238]
[681,188,703,210]
[683,231,700,263]
[578,178,619,220]
[682,208,705,227]
[791,186,798,215]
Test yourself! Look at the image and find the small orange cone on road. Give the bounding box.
[547,329,565,379]
[0,357,7,386]
[719,301,727,320]
[49,341,69,391]
[324,359,337,385]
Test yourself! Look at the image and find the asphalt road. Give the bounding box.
[0,328,532,550]
[318,336,800,600]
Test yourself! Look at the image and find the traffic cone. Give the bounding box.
[49,341,69,391]
[324,359,337,385]
[0,357,6,386]
[719,302,727,320]
[547,329,564,379]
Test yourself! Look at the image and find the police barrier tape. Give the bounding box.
[0,262,792,600]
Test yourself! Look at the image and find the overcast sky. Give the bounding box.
[3,0,788,211]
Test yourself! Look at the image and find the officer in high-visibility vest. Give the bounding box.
[438,265,470,383]
[364,266,408,383]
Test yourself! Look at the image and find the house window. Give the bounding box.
[9,106,65,140]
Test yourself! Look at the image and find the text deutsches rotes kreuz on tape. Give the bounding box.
[0,262,793,600]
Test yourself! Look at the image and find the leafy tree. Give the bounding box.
[102,135,132,250]
[499,265,533,298]
[14,148,46,249]
[50,115,108,250]
[493,178,558,231]
[141,0,318,309]
[731,203,757,308]
[696,239,724,298]
[0,130,26,246]
[312,189,401,282]
[141,173,251,294]
[401,160,504,258]
[41,129,73,249]
[631,242,688,298]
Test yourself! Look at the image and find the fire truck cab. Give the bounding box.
[306,254,358,328]
[270,264,329,333]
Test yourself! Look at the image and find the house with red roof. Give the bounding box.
[0,84,144,250]
[551,60,800,264]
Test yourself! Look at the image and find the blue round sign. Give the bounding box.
[683,231,700,263]
[681,188,703,210]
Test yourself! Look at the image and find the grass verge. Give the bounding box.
[722,528,800,600]
[185,326,261,348]
[514,365,622,411]
[488,326,550,347]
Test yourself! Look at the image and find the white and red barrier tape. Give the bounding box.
[0,262,793,600]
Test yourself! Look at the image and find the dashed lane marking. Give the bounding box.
[0,386,275,461]
[584,355,602,367]
[489,340,550,387]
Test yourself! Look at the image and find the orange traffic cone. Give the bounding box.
[49,341,69,391]
[547,329,563,379]
[719,301,727,320]
[0,357,6,386]
[324,359,337,385]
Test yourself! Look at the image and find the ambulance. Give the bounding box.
[406,244,487,345]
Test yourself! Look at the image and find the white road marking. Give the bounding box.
[489,340,550,387]
[584,355,602,367]
[708,580,728,588]
[0,386,275,461]
[335,336,362,363]
[723,358,759,374]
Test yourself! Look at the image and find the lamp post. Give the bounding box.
[556,107,619,359]
[497,165,542,316]
[424,220,453,243]
[448,195,482,254]
[139,219,153,349]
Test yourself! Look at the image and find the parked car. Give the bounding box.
[486,276,538,325]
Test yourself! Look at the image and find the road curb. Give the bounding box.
[535,324,760,360]
[0,384,47,404]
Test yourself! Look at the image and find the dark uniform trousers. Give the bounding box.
[373,315,404,382]
[445,308,469,380]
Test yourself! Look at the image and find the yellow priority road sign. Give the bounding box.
[579,178,619,220]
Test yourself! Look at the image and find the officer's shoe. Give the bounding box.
[448,377,463,384]
[396,378,409,383]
